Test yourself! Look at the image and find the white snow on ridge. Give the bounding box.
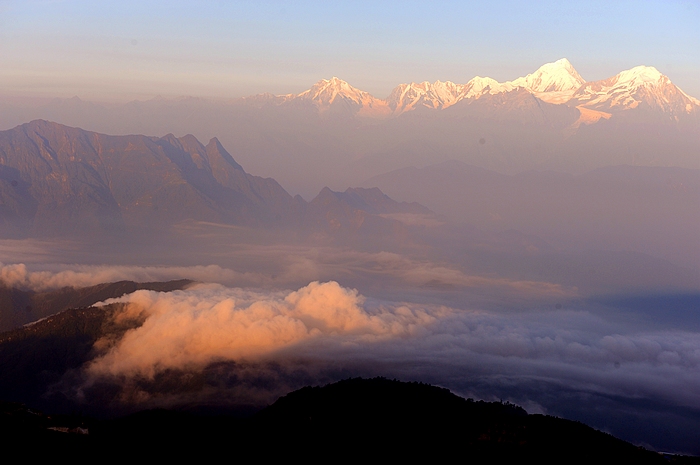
[254,60,698,118]
[296,77,390,116]
[509,58,586,93]
[463,76,516,99]
[386,76,521,115]
[615,65,664,86]
[572,65,699,113]
[386,80,466,114]
[298,77,376,107]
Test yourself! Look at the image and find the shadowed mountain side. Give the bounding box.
[0,279,192,331]
[1,378,686,463]
[0,120,304,236]
[0,305,130,407]
[249,378,671,463]
[363,161,700,272]
[0,280,194,408]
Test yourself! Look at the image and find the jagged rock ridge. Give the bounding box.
[0,121,439,243]
[0,120,303,236]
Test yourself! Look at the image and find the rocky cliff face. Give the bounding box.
[0,120,303,236]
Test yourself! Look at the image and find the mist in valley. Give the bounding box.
[1,0,699,456]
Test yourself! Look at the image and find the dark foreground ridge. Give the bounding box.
[0,279,193,331]
[0,280,193,410]
[2,378,696,463]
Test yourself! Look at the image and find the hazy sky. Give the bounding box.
[1,0,698,100]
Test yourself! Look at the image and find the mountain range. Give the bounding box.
[0,120,439,244]
[254,58,699,121]
[1,59,697,198]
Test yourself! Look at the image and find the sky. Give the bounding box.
[0,0,698,101]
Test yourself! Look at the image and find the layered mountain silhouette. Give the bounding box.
[0,121,440,244]
[301,186,440,244]
[0,120,303,236]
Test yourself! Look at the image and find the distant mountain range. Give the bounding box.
[1,120,698,278]
[0,120,302,235]
[0,120,438,242]
[249,58,699,121]
[1,59,697,198]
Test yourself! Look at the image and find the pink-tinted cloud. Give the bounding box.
[88,281,439,378]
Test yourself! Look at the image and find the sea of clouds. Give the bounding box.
[80,281,700,414]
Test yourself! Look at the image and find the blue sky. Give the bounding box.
[1,0,698,100]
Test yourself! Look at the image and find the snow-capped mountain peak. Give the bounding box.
[298,77,369,105]
[609,65,670,92]
[295,77,389,116]
[571,65,699,115]
[463,76,515,99]
[509,58,586,93]
[260,60,698,120]
[386,80,467,114]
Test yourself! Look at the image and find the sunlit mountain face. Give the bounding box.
[0,57,699,456]
[3,59,696,200]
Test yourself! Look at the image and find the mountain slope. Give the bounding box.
[0,120,303,236]
[250,377,669,463]
[296,77,390,117]
[0,279,192,331]
[0,378,679,462]
[510,58,585,93]
[571,65,699,118]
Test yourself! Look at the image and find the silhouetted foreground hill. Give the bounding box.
[2,378,695,462]
[0,279,192,331]
[0,280,192,408]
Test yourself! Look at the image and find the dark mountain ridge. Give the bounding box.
[0,279,192,331]
[0,121,441,249]
[2,377,691,462]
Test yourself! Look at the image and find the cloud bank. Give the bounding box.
[89,282,439,378]
[82,281,700,414]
